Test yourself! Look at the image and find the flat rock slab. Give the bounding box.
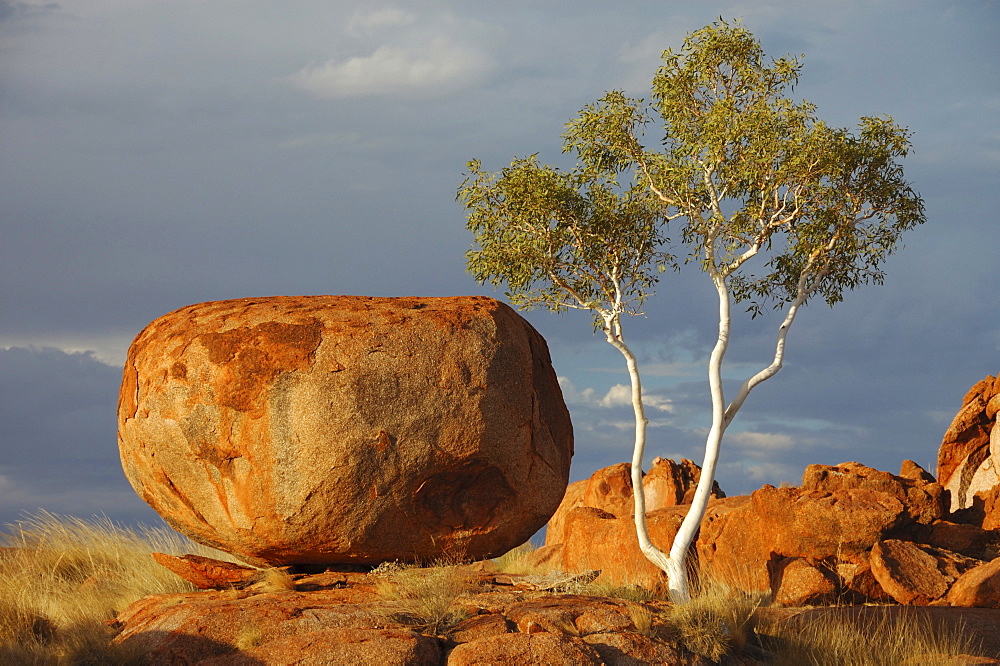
[151,553,260,589]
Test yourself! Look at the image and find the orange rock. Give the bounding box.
[801,461,946,525]
[545,479,587,546]
[936,374,999,510]
[908,520,991,559]
[504,596,635,635]
[581,463,635,517]
[582,632,685,665]
[770,557,838,606]
[946,557,1000,608]
[118,296,573,566]
[447,613,513,643]
[545,459,722,551]
[556,505,685,588]
[236,628,442,665]
[900,459,937,484]
[836,558,893,603]
[697,486,907,594]
[446,633,603,665]
[870,539,981,605]
[644,457,725,507]
[151,552,259,589]
[521,543,563,571]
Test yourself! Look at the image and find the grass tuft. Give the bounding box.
[372,560,475,635]
[252,567,296,593]
[492,541,545,575]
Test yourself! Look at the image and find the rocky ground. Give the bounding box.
[111,559,1000,665]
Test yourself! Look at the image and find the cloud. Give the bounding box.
[348,7,416,33]
[290,37,491,99]
[558,377,674,412]
[0,334,132,368]
[728,431,797,453]
[740,461,802,483]
[0,0,58,22]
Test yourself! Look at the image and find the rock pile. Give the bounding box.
[545,458,1000,607]
[118,295,573,567]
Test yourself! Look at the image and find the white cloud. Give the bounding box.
[291,37,490,99]
[0,335,132,367]
[348,7,416,33]
[598,383,633,408]
[558,376,596,404]
[741,461,801,484]
[558,377,674,413]
[728,431,796,453]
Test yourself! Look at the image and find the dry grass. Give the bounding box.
[251,567,296,593]
[584,580,661,602]
[0,510,229,664]
[372,560,476,635]
[624,602,657,637]
[757,607,985,666]
[233,625,266,652]
[2,515,992,663]
[659,578,768,661]
[492,540,547,575]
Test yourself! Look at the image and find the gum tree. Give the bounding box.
[563,20,926,600]
[457,154,676,576]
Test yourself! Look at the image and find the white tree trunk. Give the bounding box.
[603,320,677,590]
[665,272,811,601]
[666,275,731,602]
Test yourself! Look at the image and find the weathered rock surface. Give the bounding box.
[547,459,723,537]
[217,628,443,666]
[580,463,635,521]
[113,569,710,665]
[769,557,838,607]
[801,460,946,525]
[118,295,573,566]
[907,520,993,560]
[549,505,686,589]
[547,459,1000,606]
[947,557,1000,608]
[937,374,1000,513]
[544,478,588,548]
[644,456,726,508]
[869,539,981,606]
[696,483,908,593]
[542,458,723,587]
[150,552,260,589]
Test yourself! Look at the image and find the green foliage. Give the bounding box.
[458,153,672,330]
[560,19,925,316]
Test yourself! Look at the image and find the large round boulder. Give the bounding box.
[118,295,573,566]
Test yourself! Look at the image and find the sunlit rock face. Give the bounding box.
[937,374,1000,519]
[118,295,573,566]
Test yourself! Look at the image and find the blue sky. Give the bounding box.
[1,0,998,527]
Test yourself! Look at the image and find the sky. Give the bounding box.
[1,0,998,529]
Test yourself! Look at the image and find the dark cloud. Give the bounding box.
[0,1,58,22]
